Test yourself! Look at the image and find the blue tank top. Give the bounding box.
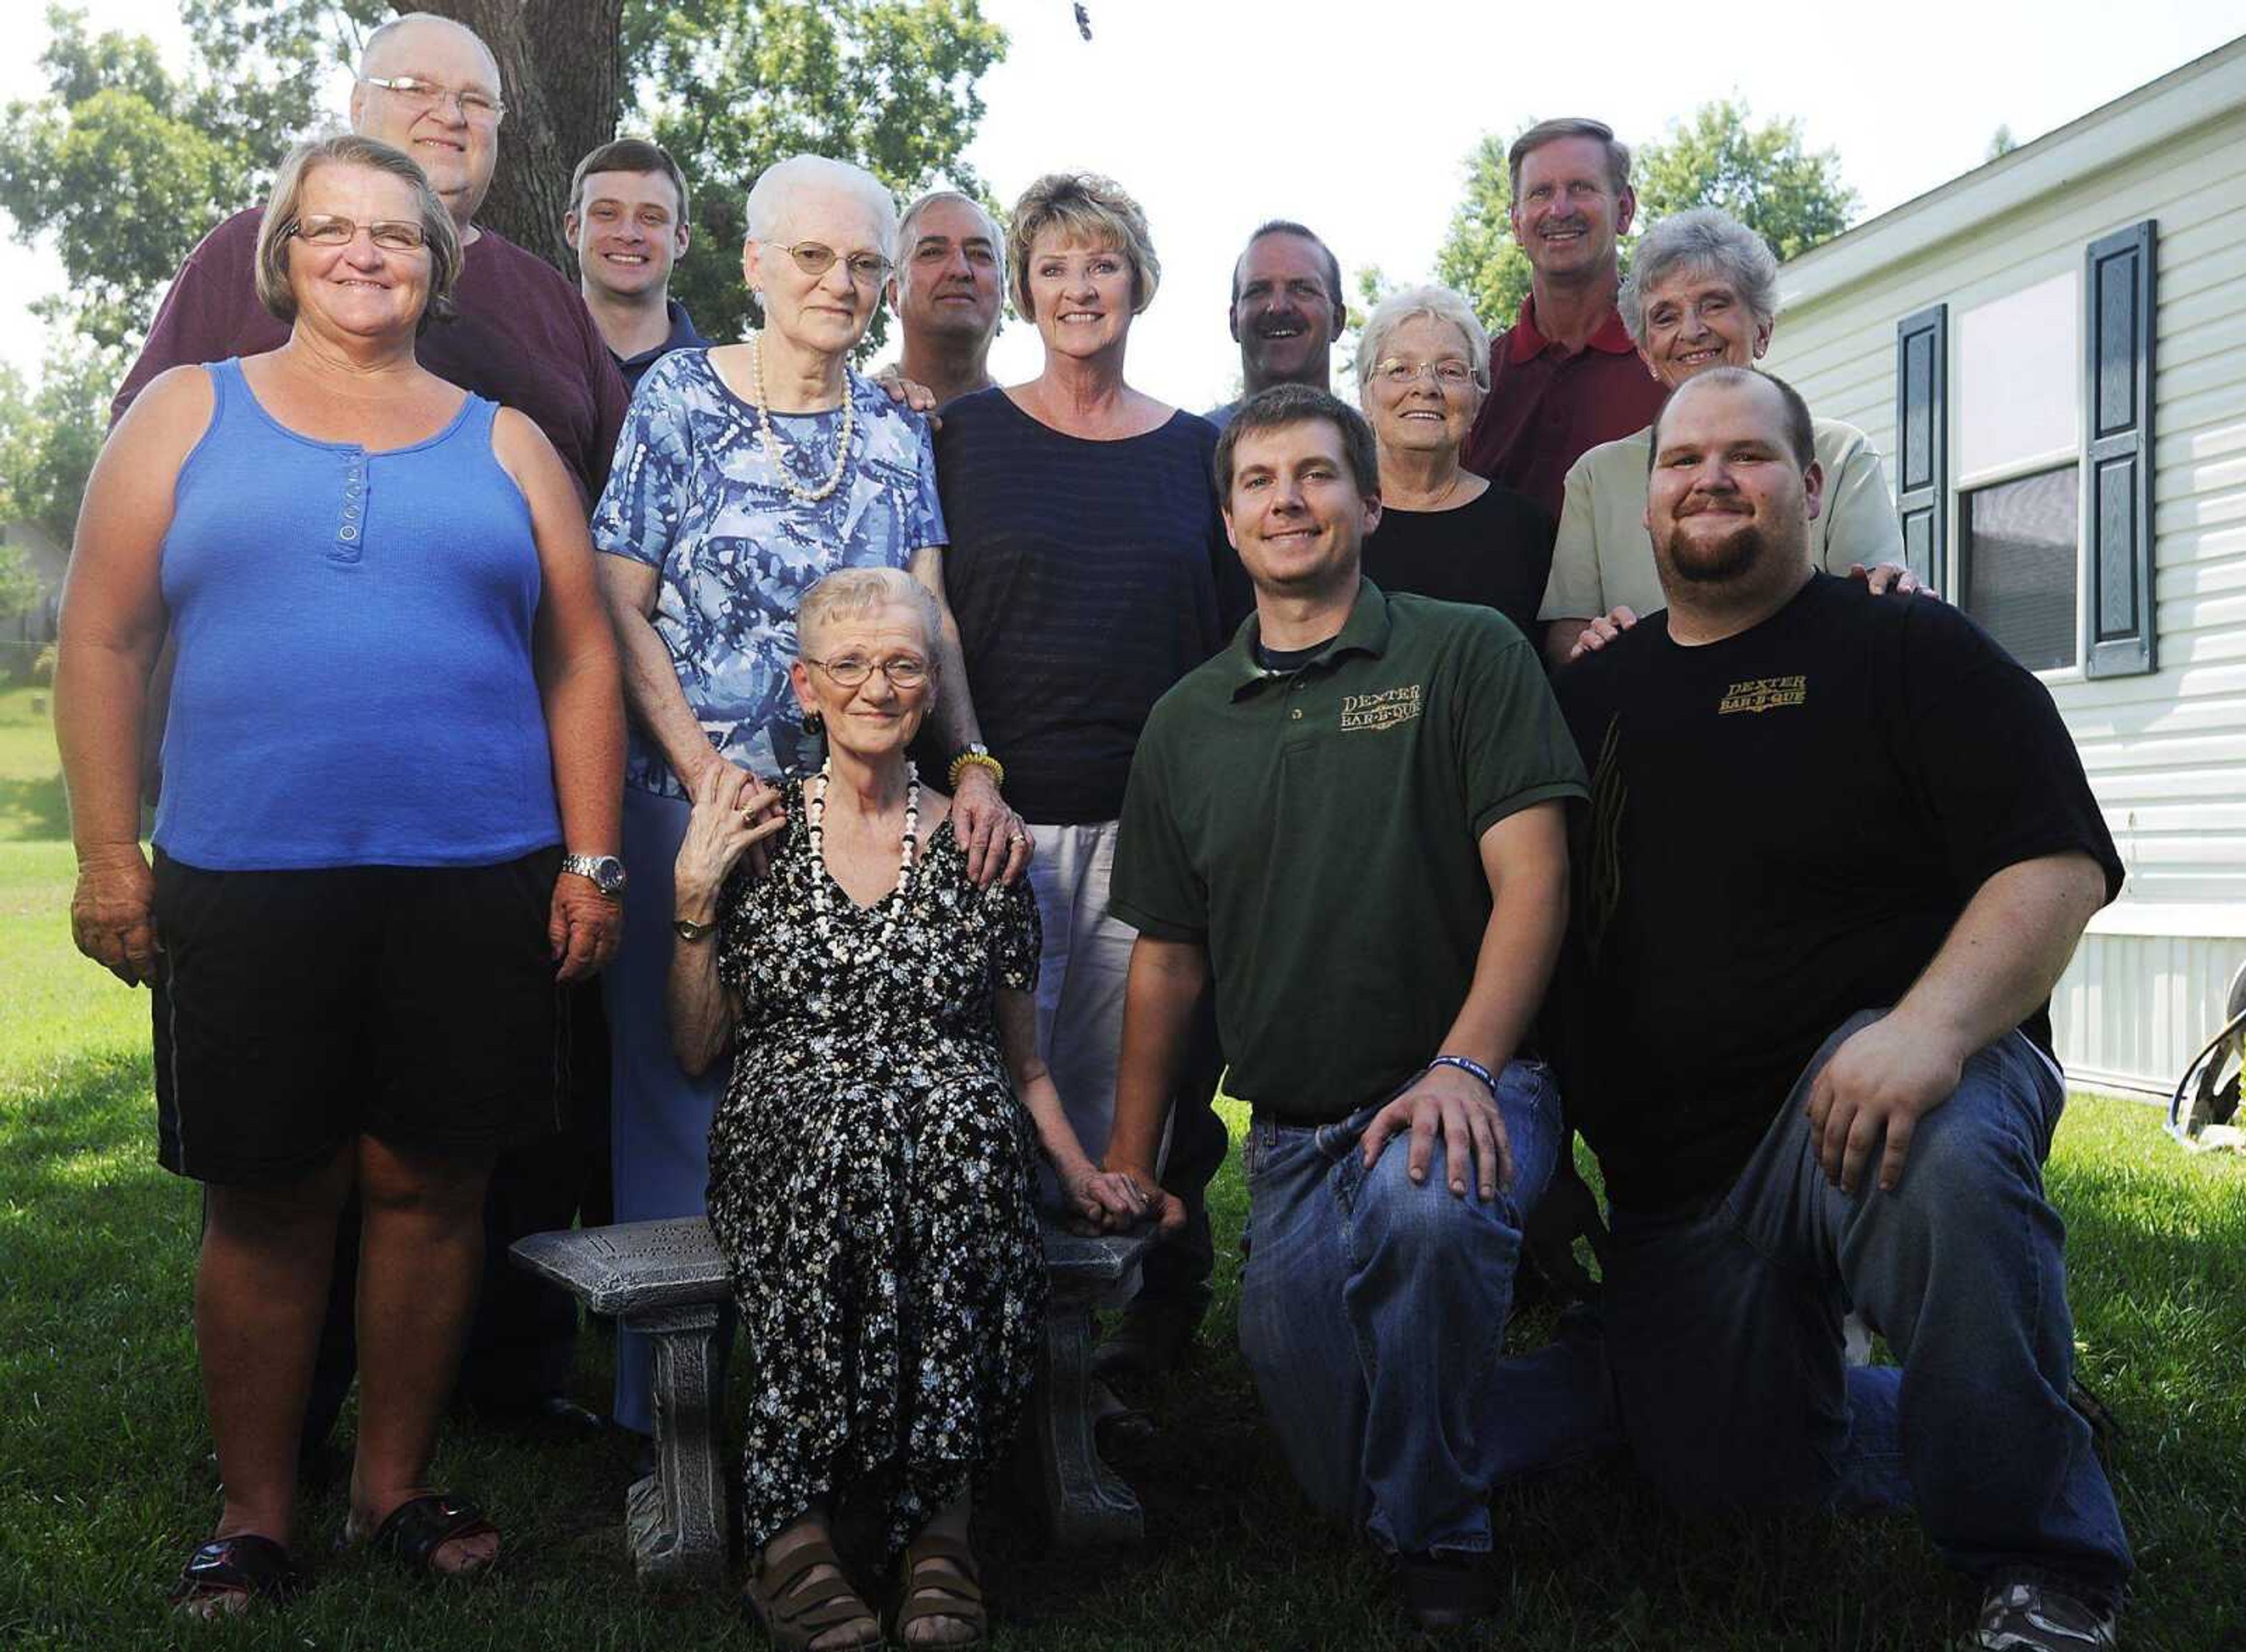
[154,358,562,869]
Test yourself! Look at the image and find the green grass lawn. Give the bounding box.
[1,689,2242,1648]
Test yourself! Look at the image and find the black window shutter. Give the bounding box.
[1893,304,1948,591]
[2083,219,2157,678]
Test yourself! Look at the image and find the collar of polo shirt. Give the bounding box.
[1222,577,1397,700]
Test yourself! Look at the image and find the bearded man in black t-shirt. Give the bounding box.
[1534,368,2132,1652]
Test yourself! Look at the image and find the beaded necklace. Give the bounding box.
[805,759,919,965]
[747,331,857,503]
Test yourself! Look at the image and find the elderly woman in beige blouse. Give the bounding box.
[1542,207,1919,667]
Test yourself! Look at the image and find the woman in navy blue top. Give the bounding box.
[56,136,624,1613]
[935,177,1245,1364]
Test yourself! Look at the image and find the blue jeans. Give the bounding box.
[1485,1011,2133,1599]
[1236,1059,1561,1557]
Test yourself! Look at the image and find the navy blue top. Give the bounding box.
[614,298,711,397]
[934,388,1250,823]
[156,358,559,869]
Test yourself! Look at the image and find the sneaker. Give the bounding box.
[1977,1574,2118,1650]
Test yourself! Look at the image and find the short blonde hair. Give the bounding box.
[1007,172,1160,320]
[1355,284,1491,397]
[254,135,460,330]
[796,567,942,660]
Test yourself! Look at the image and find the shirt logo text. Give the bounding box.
[1340,684,1423,732]
[1718,675,1807,716]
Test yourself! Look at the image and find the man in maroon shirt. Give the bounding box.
[112,20,627,503]
[112,12,624,1448]
[1460,118,1667,523]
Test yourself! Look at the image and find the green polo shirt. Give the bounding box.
[1112,580,1587,1123]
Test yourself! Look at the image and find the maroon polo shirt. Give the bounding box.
[1461,294,1669,520]
[111,208,628,506]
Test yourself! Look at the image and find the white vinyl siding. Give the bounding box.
[1764,38,2246,1097]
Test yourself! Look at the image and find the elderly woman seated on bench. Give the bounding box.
[667,566,1143,1650]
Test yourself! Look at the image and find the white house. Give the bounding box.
[1763,34,2246,1101]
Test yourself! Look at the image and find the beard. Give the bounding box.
[1661,515,1773,585]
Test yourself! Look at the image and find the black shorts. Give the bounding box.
[151,848,567,1185]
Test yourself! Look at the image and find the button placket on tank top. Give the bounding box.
[332,448,370,565]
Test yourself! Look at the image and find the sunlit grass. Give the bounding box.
[1,815,2241,1646]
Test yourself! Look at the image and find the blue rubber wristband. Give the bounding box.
[1425,1054,1501,1101]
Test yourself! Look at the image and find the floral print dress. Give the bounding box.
[706,778,1049,1556]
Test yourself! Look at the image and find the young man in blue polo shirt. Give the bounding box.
[1103,384,1586,1629]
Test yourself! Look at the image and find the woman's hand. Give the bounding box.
[949,767,1031,888]
[71,845,161,987]
[550,872,622,982]
[1058,1160,1151,1233]
[676,761,787,914]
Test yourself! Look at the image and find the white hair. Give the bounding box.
[897,188,1005,271]
[746,155,899,260]
[796,567,941,658]
[1355,284,1492,396]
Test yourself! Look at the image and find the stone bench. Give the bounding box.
[511,1215,1152,1584]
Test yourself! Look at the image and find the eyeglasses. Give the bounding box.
[775,241,895,288]
[1372,357,1479,389]
[805,654,930,690]
[291,215,429,252]
[359,74,505,123]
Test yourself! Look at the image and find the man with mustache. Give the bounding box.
[884,188,1007,408]
[1092,219,1351,1387]
[1538,366,2131,1652]
[1206,220,1346,430]
[1460,118,1667,519]
[566,137,709,395]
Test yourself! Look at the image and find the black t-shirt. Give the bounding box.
[1361,483,1555,642]
[933,389,1251,823]
[1555,574,2121,1212]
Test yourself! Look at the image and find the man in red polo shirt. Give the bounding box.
[1461,118,1667,523]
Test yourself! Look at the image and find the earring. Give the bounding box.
[800,708,824,736]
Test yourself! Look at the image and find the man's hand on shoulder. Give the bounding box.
[1804,1012,1966,1194]
[1359,1063,1513,1201]
[1566,605,1639,664]
[1849,562,1938,599]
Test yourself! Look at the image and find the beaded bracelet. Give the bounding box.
[1425,1053,1502,1101]
[948,750,1007,791]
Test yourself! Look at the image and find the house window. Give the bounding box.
[1954,271,2082,670]
[1897,222,2157,680]
[1961,466,2079,672]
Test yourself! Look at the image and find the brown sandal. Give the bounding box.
[744,1538,880,1651]
[894,1531,988,1647]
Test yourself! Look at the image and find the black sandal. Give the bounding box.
[167,1533,302,1615]
[366,1492,500,1577]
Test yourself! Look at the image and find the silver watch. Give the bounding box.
[560,852,628,896]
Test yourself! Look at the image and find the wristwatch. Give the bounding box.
[561,852,628,897]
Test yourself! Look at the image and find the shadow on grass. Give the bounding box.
[0,770,67,841]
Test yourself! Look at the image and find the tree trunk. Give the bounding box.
[409,0,625,271]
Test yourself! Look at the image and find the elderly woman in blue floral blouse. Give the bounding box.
[592,154,1028,1448]
[671,567,1141,1649]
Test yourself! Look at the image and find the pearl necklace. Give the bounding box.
[748,331,856,503]
[805,759,918,965]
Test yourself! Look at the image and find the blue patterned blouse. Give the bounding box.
[592,346,946,797]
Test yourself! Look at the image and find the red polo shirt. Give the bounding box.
[1461,294,1669,520]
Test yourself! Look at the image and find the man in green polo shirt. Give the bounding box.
[1103,384,1586,1629]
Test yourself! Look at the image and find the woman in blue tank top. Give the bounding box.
[54,135,625,1614]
